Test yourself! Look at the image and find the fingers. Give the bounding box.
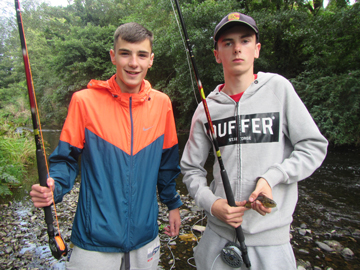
[164,208,181,237]
[30,180,54,208]
[211,199,248,228]
[250,200,272,216]
[164,223,179,237]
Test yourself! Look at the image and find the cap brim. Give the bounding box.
[214,20,258,42]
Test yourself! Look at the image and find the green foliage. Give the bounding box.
[0,167,20,197]
[254,9,312,78]
[0,122,35,197]
[0,81,31,126]
[293,70,360,146]
[291,3,360,146]
[301,4,360,76]
[1,0,359,148]
[51,23,116,102]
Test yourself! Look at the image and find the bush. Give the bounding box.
[292,70,360,146]
[0,122,35,197]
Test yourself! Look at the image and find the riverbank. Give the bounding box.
[1,180,359,269]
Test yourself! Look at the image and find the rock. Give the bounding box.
[190,205,202,212]
[5,246,13,254]
[299,229,307,236]
[297,259,311,269]
[323,240,342,251]
[298,249,310,254]
[315,241,333,252]
[179,233,197,242]
[341,247,354,258]
[179,209,189,218]
[302,236,313,242]
[192,225,205,233]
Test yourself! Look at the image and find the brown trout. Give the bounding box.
[244,195,277,208]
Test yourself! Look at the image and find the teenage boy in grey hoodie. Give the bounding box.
[180,12,328,270]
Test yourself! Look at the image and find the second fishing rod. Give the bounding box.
[173,0,251,268]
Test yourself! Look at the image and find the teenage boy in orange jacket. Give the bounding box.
[30,22,182,270]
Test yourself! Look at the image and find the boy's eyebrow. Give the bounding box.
[118,48,150,55]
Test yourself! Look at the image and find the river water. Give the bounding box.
[1,130,359,269]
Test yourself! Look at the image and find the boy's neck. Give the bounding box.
[222,72,256,96]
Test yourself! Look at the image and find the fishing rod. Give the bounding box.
[14,0,68,260]
[172,0,251,268]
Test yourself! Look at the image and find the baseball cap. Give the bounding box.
[213,12,259,47]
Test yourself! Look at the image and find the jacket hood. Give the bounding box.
[87,75,152,106]
[207,72,277,103]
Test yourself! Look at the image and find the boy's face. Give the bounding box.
[214,25,260,77]
[110,38,154,94]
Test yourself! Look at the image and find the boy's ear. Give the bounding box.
[254,43,261,59]
[214,49,222,64]
[149,53,154,68]
[110,49,116,65]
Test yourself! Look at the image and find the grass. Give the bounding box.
[0,122,35,198]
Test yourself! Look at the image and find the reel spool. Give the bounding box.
[49,233,68,260]
[221,242,243,268]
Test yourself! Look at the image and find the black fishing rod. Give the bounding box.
[172,0,251,268]
[15,0,68,260]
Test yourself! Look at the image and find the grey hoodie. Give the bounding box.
[180,72,328,246]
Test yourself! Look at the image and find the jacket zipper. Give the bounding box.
[236,101,242,200]
[128,96,134,250]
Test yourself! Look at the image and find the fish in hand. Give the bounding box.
[244,195,277,208]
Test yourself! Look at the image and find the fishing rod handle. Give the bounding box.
[220,168,236,206]
[36,149,54,226]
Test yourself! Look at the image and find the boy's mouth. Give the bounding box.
[126,70,140,75]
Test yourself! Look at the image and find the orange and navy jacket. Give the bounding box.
[49,75,182,252]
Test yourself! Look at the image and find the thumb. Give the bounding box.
[47,177,55,191]
[249,189,260,203]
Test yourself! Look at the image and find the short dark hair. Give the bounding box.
[113,22,153,51]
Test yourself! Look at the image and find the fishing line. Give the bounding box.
[170,0,199,104]
[185,211,206,268]
[159,234,177,270]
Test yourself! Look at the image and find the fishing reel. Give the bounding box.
[49,233,68,260]
[221,242,243,268]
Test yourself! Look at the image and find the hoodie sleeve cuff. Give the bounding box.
[260,165,287,188]
[197,188,222,216]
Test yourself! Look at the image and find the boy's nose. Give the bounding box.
[129,56,138,67]
[234,43,241,53]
